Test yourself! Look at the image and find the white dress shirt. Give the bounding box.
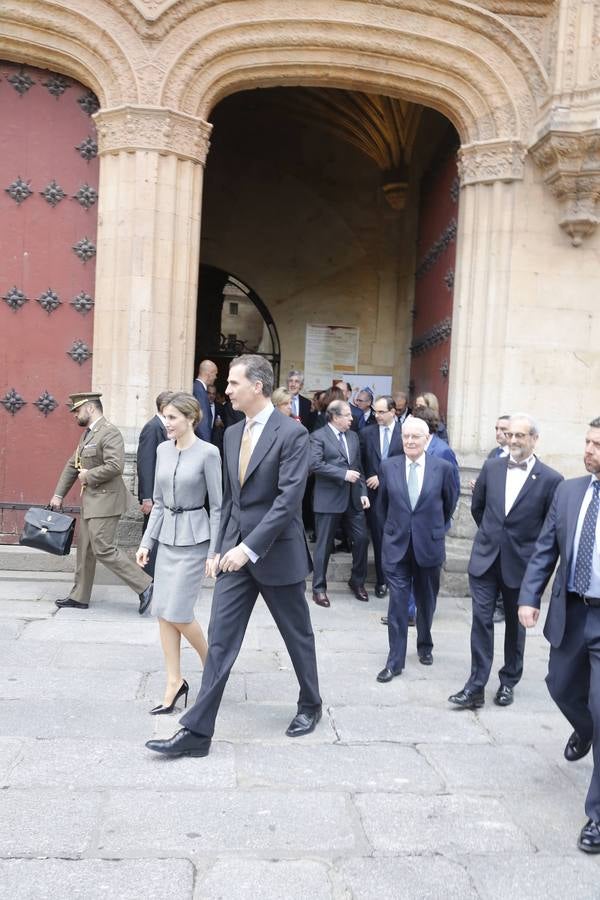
[568,475,600,596]
[239,403,275,563]
[327,422,350,460]
[379,424,393,456]
[504,454,536,516]
[405,453,426,499]
[291,394,300,417]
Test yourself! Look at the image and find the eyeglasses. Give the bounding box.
[505,432,531,439]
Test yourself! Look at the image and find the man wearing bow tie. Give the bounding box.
[449,414,563,710]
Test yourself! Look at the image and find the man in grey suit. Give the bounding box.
[519,417,600,853]
[146,355,322,758]
[310,400,370,607]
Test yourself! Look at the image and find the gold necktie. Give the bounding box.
[239,421,254,485]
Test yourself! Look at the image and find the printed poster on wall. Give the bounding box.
[304,324,359,391]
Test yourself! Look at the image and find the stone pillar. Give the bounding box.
[92,105,211,442]
[447,140,526,465]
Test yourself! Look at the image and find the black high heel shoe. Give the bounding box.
[149,678,189,715]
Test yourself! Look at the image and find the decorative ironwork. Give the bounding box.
[73,183,98,209]
[443,269,455,291]
[2,287,28,311]
[5,177,32,204]
[34,390,59,416]
[72,237,96,262]
[439,359,450,378]
[410,317,452,356]
[40,179,66,207]
[7,70,35,95]
[415,219,458,280]
[67,340,92,365]
[37,289,61,314]
[75,137,98,161]
[0,389,26,415]
[450,176,460,203]
[42,75,70,98]
[70,291,95,315]
[77,91,100,116]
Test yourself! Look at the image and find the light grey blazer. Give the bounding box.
[141,438,222,554]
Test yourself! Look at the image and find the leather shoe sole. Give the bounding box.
[286,708,322,737]
[376,667,401,683]
[494,686,514,706]
[312,592,330,608]
[578,819,600,853]
[348,580,369,601]
[419,653,433,666]
[564,730,593,762]
[145,728,211,758]
[448,689,485,709]
[55,598,89,609]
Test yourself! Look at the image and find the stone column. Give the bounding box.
[447,140,526,465]
[92,105,211,442]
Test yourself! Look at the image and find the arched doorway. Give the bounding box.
[194,264,281,390]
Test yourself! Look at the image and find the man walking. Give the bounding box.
[449,414,562,709]
[519,417,600,853]
[146,355,321,758]
[50,392,153,613]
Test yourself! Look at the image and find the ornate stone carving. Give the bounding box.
[5,177,32,204]
[0,389,26,415]
[37,289,61,313]
[530,129,600,245]
[34,390,58,416]
[77,90,100,116]
[2,287,28,311]
[41,180,66,206]
[72,237,96,262]
[67,339,92,365]
[444,269,455,292]
[70,291,95,315]
[94,106,212,165]
[457,140,527,185]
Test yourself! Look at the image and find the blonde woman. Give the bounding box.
[136,392,222,714]
[414,391,449,444]
[272,386,293,417]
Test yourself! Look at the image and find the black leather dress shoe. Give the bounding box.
[348,580,369,601]
[419,652,433,666]
[494,685,514,706]
[564,730,593,762]
[138,583,153,615]
[448,688,485,709]
[578,819,600,853]
[55,597,89,609]
[376,667,401,683]
[380,615,388,626]
[145,727,211,758]
[285,707,322,737]
[313,591,330,608]
[374,583,388,598]
[408,615,416,627]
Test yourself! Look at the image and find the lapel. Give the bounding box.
[391,455,411,508]
[566,477,593,566]
[80,417,104,450]
[242,411,280,485]
[226,420,244,497]
[413,455,432,510]
[324,423,348,463]
[372,426,382,463]
[507,456,542,515]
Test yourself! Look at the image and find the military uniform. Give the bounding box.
[54,395,152,608]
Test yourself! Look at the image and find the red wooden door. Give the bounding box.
[0,62,99,541]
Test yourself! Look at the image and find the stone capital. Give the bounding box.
[457,140,527,187]
[530,129,600,245]
[94,105,212,165]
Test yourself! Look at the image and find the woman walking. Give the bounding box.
[136,392,222,714]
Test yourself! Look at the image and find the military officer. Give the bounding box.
[50,392,153,613]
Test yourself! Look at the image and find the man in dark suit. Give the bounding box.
[394,391,411,426]
[488,414,511,459]
[192,359,218,443]
[519,417,600,853]
[360,395,403,598]
[353,388,377,431]
[136,391,171,577]
[376,416,458,680]
[287,369,312,429]
[310,399,370,607]
[146,354,321,758]
[449,414,563,710]
[206,384,225,454]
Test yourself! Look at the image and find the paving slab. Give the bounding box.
[196,858,334,900]
[97,789,361,858]
[0,598,56,618]
[0,666,142,701]
[143,670,246,704]
[22,617,160,645]
[0,858,195,900]
[0,638,58,667]
[53,640,164,671]
[0,618,25,638]
[0,788,103,856]
[0,698,158,741]
[0,737,24,784]
[467,852,600,899]
[332,702,491,744]
[339,856,479,900]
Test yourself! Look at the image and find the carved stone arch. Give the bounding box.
[0,1,142,106]
[158,1,548,147]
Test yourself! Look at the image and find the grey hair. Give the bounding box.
[509,413,539,437]
[231,354,274,397]
[287,369,304,383]
[402,415,428,437]
[589,416,600,428]
[326,399,350,421]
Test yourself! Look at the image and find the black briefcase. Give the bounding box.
[19,507,76,556]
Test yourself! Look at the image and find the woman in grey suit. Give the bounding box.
[136,392,222,714]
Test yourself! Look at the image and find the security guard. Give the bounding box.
[50,392,153,612]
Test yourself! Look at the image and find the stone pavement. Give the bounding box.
[0,570,598,900]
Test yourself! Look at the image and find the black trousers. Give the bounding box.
[179,568,321,739]
[465,557,526,692]
[547,598,600,820]
[312,507,368,591]
[366,501,385,587]
[383,539,440,672]
[142,512,159,579]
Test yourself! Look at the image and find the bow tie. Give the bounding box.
[507,460,528,471]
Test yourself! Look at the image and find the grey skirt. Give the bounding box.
[151,540,209,623]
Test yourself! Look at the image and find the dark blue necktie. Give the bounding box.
[573,481,600,595]
[338,431,348,461]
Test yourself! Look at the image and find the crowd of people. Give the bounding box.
[49,357,600,855]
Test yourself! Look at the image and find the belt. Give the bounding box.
[567,591,600,607]
[166,506,203,514]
